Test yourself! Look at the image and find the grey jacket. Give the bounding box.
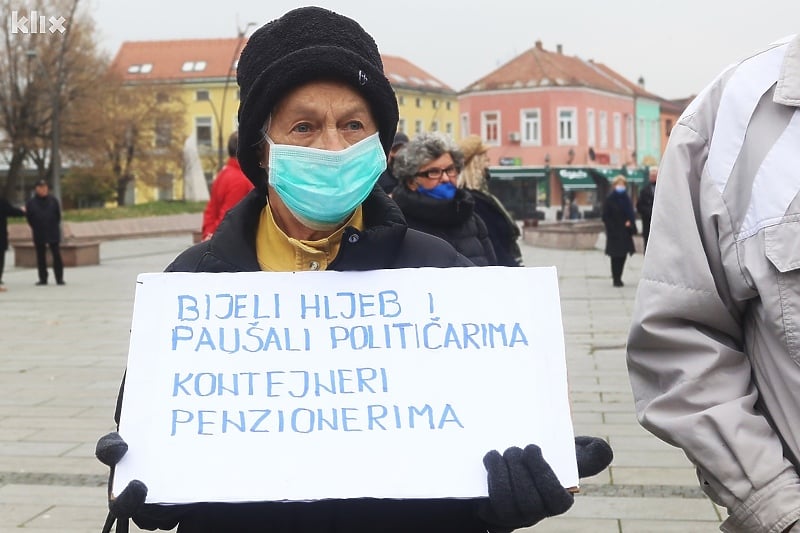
[627,34,800,533]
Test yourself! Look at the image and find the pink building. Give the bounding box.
[459,41,639,213]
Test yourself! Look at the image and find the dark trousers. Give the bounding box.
[35,241,64,283]
[611,255,627,284]
[0,249,5,283]
[641,216,652,252]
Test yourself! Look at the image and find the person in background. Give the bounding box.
[636,167,656,252]
[95,7,612,533]
[25,180,64,286]
[457,134,523,266]
[601,175,636,287]
[201,132,254,240]
[627,34,800,533]
[0,195,25,291]
[377,131,408,194]
[391,132,498,266]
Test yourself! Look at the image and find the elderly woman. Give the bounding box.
[602,175,637,286]
[391,132,497,266]
[95,7,612,533]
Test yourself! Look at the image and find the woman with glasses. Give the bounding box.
[391,132,498,266]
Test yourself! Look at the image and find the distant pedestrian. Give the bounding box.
[601,175,636,287]
[25,180,64,286]
[377,131,408,194]
[201,132,254,240]
[636,167,656,251]
[0,196,25,291]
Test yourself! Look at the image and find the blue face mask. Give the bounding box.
[267,132,387,227]
[614,185,627,193]
[417,181,457,200]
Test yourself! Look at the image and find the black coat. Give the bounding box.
[469,189,523,267]
[602,191,636,257]
[376,168,398,194]
[390,186,497,267]
[116,187,488,533]
[25,194,61,244]
[0,198,25,250]
[636,181,655,222]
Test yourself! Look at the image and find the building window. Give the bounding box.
[182,61,207,72]
[446,101,452,111]
[398,95,405,106]
[398,118,406,133]
[415,97,422,108]
[431,120,439,132]
[652,119,660,151]
[557,107,577,145]
[481,111,500,145]
[432,99,439,109]
[626,114,634,149]
[665,118,673,137]
[599,111,608,148]
[586,109,595,147]
[445,122,453,135]
[415,119,423,134]
[521,108,541,145]
[460,114,469,138]
[613,113,622,149]
[127,63,152,74]
[195,89,209,101]
[154,118,172,148]
[195,117,212,146]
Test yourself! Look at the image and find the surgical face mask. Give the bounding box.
[614,185,626,193]
[417,181,457,200]
[267,132,387,228]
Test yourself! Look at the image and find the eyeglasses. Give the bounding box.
[416,164,458,181]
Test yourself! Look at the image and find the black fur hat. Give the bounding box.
[236,6,399,188]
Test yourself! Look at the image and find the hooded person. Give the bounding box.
[377,131,409,194]
[94,7,612,533]
[457,135,524,267]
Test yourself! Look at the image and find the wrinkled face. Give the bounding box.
[409,153,457,192]
[261,79,378,160]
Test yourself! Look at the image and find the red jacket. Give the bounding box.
[201,158,254,239]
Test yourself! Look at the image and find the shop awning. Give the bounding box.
[488,166,548,181]
[589,166,648,185]
[556,168,597,190]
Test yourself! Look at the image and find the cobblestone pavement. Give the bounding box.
[0,233,724,532]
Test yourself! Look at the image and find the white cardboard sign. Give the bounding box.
[113,267,577,504]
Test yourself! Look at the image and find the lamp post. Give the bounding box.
[26,48,64,202]
[215,21,256,171]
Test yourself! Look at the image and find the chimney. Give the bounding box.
[535,40,543,50]
[556,44,563,54]
[637,76,645,88]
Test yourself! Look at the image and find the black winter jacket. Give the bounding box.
[390,186,497,267]
[469,190,523,267]
[602,191,636,258]
[115,187,489,533]
[25,194,61,244]
[0,198,25,250]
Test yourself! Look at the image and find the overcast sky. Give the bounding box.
[86,0,799,100]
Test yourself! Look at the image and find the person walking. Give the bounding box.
[457,135,523,266]
[95,7,611,533]
[0,196,25,291]
[201,132,254,241]
[25,180,64,286]
[627,34,800,533]
[601,175,636,287]
[636,167,656,252]
[391,132,498,266]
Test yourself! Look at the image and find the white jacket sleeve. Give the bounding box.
[626,108,800,532]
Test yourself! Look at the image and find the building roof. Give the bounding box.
[587,61,665,101]
[112,39,455,96]
[111,38,244,82]
[382,55,455,94]
[463,41,635,96]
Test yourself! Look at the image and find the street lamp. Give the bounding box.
[215,21,256,171]
[26,48,63,202]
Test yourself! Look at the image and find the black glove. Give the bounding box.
[479,436,613,532]
[96,431,184,532]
